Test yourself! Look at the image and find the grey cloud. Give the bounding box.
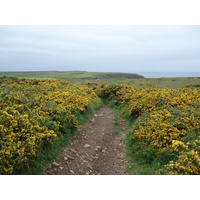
[0,25,200,72]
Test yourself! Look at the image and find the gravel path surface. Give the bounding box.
[42,105,128,175]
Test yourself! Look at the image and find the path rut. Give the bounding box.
[42,105,128,175]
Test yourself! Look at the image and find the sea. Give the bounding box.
[134,72,200,78]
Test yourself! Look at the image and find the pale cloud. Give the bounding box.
[0,25,200,72]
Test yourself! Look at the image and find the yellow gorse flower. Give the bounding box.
[94,83,200,175]
[0,77,101,174]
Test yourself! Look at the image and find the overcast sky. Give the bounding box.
[0,25,200,72]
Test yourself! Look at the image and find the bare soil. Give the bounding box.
[41,105,128,175]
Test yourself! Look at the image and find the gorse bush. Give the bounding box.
[1,77,199,175]
[94,83,200,175]
[0,77,101,174]
[185,84,200,87]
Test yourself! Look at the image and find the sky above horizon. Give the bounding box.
[0,25,200,72]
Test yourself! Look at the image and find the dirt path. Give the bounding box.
[42,105,128,175]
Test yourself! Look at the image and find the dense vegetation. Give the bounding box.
[94,83,200,175]
[0,77,102,174]
[0,76,199,175]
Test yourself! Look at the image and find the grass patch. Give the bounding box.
[124,130,164,175]
[124,115,180,175]
[0,71,143,83]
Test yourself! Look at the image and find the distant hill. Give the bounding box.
[96,73,144,79]
[0,71,144,81]
[1,71,200,88]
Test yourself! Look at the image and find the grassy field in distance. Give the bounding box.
[0,71,200,88]
[0,71,143,80]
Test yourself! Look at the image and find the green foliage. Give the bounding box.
[94,83,200,175]
[0,77,102,174]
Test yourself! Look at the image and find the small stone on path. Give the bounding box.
[64,157,68,161]
[84,144,91,148]
[67,155,75,160]
[70,148,76,153]
[95,146,102,152]
[52,162,60,167]
[102,149,106,153]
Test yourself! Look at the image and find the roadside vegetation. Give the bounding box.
[94,83,200,175]
[0,73,199,175]
[0,77,102,174]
